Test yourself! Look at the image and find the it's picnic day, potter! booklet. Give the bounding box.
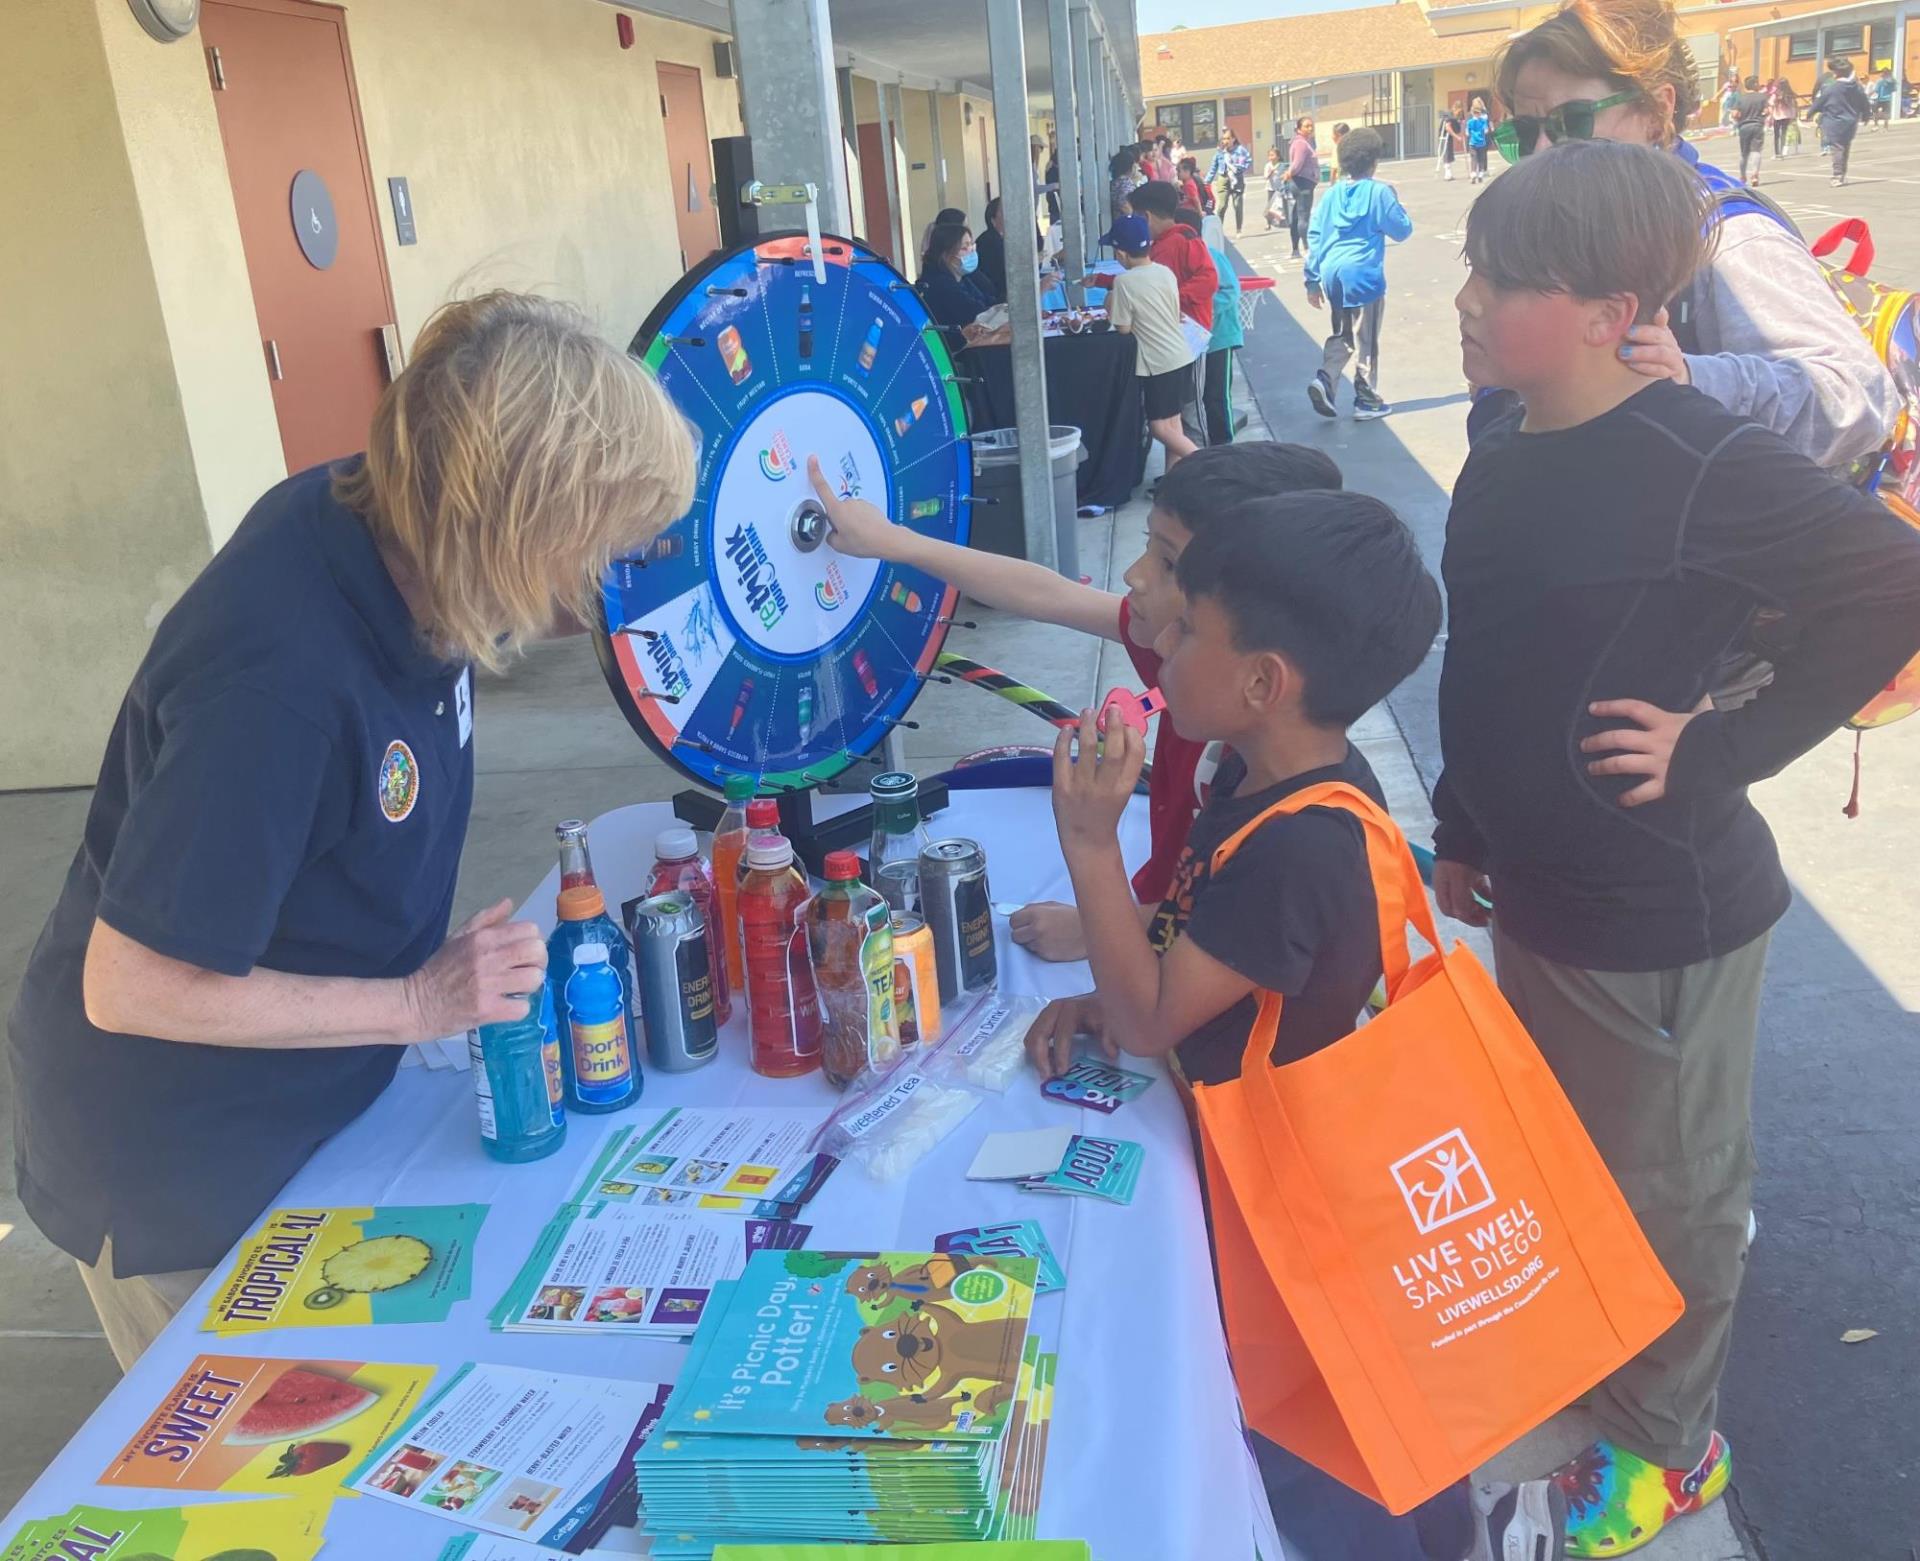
[0,1497,330,1561]
[489,1204,810,1337]
[96,1355,432,1495]
[662,1249,1037,1441]
[201,1204,486,1334]
[572,1107,838,1219]
[351,1363,670,1551]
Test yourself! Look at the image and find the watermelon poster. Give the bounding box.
[201,1204,487,1334]
[97,1355,433,1495]
[0,1495,330,1561]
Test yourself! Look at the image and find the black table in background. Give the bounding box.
[965,328,1147,508]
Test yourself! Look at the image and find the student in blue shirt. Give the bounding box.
[1466,96,1492,182]
[1304,128,1413,421]
[6,292,696,1367]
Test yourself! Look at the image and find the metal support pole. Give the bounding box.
[1047,0,1086,304]
[1081,22,1108,236]
[986,0,1063,575]
[1895,12,1909,119]
[876,80,906,265]
[929,90,950,208]
[728,0,851,234]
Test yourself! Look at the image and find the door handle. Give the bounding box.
[264,339,283,381]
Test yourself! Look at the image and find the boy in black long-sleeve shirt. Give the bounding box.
[1435,140,1920,1559]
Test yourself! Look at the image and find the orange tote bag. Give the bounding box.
[1192,782,1683,1514]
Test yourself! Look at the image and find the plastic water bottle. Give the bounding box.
[739,835,822,1078]
[548,885,641,1112]
[649,827,731,1027]
[809,850,899,1088]
[469,985,567,1163]
[711,775,756,997]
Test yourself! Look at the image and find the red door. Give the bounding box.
[202,0,395,475]
[657,61,720,273]
[856,120,896,264]
[1225,96,1254,151]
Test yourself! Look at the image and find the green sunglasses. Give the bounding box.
[1492,92,1639,164]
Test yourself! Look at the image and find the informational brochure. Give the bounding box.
[97,1355,433,1495]
[490,1205,809,1337]
[935,1221,1065,1294]
[712,1547,1086,1560]
[0,1497,330,1561]
[351,1363,669,1552]
[201,1204,486,1334]
[573,1108,838,1218]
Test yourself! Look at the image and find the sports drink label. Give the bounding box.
[542,1034,566,1125]
[571,1015,633,1095]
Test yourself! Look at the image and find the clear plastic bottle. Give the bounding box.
[647,826,732,1027]
[470,984,567,1163]
[868,771,931,914]
[739,798,783,880]
[809,850,900,1089]
[738,836,822,1078]
[547,886,641,1112]
[711,775,755,997]
[555,819,596,890]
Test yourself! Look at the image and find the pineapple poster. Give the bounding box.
[202,1205,486,1334]
[98,1355,433,1494]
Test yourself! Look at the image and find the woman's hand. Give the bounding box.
[807,456,902,561]
[1618,307,1691,384]
[404,899,548,1038]
[1052,707,1144,855]
[1581,698,1704,807]
[1024,992,1112,1078]
[1432,859,1492,927]
[1008,901,1088,962]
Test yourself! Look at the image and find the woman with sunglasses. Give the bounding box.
[1484,0,1896,472]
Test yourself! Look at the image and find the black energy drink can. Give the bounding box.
[918,839,995,1007]
[626,891,718,1071]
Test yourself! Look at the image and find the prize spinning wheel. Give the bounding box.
[597,232,971,795]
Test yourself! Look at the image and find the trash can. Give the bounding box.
[967,425,1086,579]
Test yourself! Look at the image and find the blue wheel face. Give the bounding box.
[598,233,971,794]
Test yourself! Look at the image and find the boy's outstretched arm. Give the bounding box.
[1046,708,1255,1071]
[806,457,1119,640]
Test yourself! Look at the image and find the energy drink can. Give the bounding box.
[918,839,995,1006]
[625,892,719,1072]
[889,913,941,1048]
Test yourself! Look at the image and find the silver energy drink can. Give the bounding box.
[626,891,719,1071]
[918,838,995,1006]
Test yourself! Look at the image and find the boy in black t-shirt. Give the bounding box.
[1025,494,1563,1559]
[1436,140,1920,1557]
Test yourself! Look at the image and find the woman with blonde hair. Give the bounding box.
[1485,0,1896,470]
[7,290,695,1369]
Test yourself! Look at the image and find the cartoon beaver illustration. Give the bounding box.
[823,1378,1016,1433]
[850,1300,1025,1401]
[843,1254,977,1308]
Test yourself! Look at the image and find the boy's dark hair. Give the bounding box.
[1127,180,1179,219]
[1338,127,1384,178]
[1830,57,1854,77]
[1175,205,1204,231]
[983,196,1003,226]
[1462,140,1714,323]
[1153,442,1344,534]
[1108,149,1137,177]
[1177,492,1440,728]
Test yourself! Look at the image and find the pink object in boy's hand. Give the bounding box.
[1100,686,1167,733]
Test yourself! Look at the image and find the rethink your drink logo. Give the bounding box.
[723,522,789,631]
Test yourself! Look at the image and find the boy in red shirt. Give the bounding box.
[805,442,1340,959]
[1128,180,1218,332]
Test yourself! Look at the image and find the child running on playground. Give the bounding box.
[1436,138,1920,1556]
[1022,492,1567,1561]
[804,440,1341,962]
[1304,127,1412,421]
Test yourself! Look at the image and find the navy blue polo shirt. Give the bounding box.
[7,462,475,1277]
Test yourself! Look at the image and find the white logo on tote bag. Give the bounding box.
[1390,1130,1496,1235]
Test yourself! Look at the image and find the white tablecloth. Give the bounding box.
[3,788,1261,1558]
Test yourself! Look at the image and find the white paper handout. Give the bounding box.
[570,1106,838,1217]
[967,1126,1078,1182]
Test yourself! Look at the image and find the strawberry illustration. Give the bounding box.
[269,1438,350,1478]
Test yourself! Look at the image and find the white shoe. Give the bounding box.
[1469,1479,1568,1561]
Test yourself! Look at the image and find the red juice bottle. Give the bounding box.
[647,826,732,1026]
[711,775,755,995]
[738,835,821,1078]
[738,798,782,884]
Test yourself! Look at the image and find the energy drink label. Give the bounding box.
[606,234,971,794]
[919,837,996,1006]
[629,891,720,1072]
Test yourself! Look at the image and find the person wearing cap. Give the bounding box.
[1102,213,1200,470]
[6,292,695,1369]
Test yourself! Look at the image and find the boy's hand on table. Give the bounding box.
[808,456,903,560]
[1009,901,1088,962]
[1582,698,1703,806]
[1432,859,1493,928]
[1051,707,1144,854]
[1024,992,1113,1077]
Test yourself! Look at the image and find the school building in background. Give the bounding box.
[1140,0,1918,164]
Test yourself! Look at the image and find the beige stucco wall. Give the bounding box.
[347,0,740,352]
[0,2,221,788]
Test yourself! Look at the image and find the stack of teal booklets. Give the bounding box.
[637,1250,1057,1560]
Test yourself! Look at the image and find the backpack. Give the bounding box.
[1671,178,1920,737]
